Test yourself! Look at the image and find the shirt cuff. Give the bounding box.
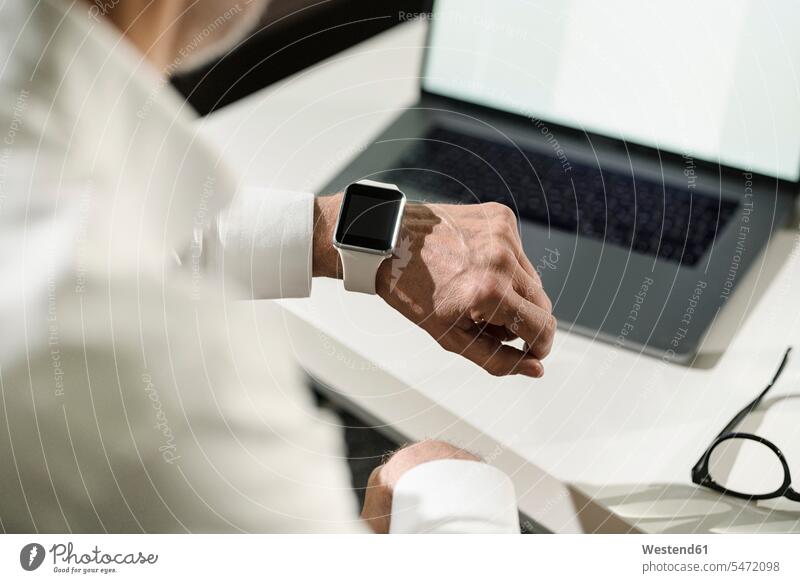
[389,460,520,534]
[215,187,314,299]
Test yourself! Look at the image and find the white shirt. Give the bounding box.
[0,0,519,534]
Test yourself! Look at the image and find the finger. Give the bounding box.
[474,289,556,359]
[445,327,544,377]
[477,322,518,342]
[459,316,518,343]
[490,225,550,312]
[519,250,538,279]
[512,262,552,313]
[510,231,539,280]
[502,218,540,282]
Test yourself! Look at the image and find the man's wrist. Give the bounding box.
[361,440,483,533]
[312,193,343,279]
[313,191,409,297]
[375,201,431,302]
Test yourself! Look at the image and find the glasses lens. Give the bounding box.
[708,437,785,496]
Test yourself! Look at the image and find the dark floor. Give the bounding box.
[313,386,400,508]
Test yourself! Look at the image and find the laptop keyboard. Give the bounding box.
[384,126,738,265]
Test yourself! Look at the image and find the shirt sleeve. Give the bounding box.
[388,459,521,534]
[201,187,315,299]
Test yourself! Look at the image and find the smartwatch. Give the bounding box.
[332,179,407,294]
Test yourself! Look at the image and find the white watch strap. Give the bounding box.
[337,248,388,294]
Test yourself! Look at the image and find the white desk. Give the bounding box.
[199,20,800,533]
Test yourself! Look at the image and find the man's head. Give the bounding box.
[88,0,271,73]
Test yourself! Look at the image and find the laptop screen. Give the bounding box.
[423,0,800,182]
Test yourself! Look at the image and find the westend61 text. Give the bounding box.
[642,544,708,555]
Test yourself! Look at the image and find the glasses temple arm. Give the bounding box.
[692,347,792,476]
[715,347,791,439]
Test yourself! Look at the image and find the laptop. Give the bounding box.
[323,0,799,363]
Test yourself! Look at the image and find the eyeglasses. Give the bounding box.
[692,347,800,503]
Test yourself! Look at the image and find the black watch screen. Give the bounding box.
[334,182,405,252]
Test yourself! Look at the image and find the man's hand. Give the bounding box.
[377,201,555,377]
[361,440,480,534]
[313,194,556,377]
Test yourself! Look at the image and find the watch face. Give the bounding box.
[334,183,405,252]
